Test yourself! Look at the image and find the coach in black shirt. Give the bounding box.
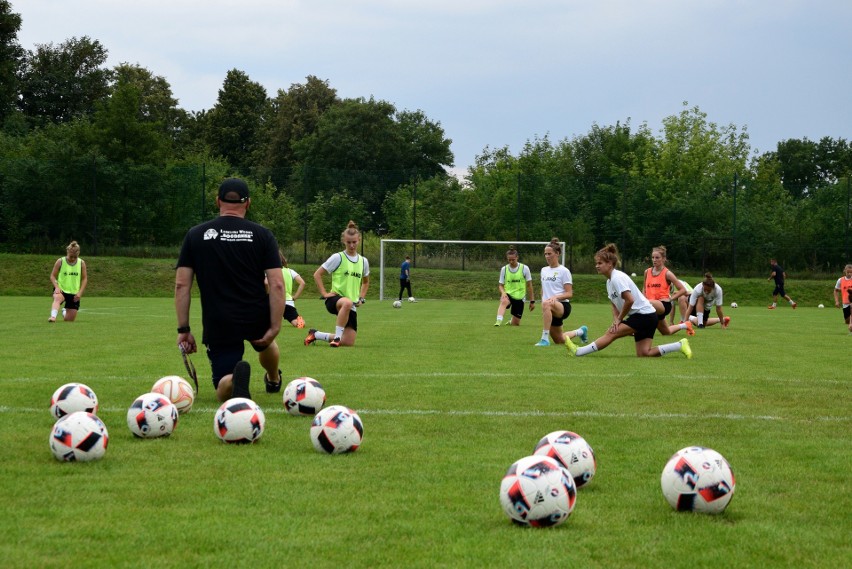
[175,178,285,401]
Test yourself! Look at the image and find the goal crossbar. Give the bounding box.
[379,239,566,301]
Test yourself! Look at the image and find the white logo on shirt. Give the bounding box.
[203,229,219,241]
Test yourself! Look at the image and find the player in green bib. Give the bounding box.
[305,221,370,347]
[494,247,535,326]
[48,240,88,322]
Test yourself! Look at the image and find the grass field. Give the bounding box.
[1,295,849,569]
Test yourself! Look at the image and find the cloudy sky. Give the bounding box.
[13,1,851,173]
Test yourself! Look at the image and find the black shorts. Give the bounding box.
[843,306,851,321]
[60,291,80,310]
[551,301,572,327]
[324,296,358,332]
[508,296,525,319]
[773,284,786,297]
[657,300,673,320]
[624,312,658,342]
[206,341,268,389]
[283,304,300,322]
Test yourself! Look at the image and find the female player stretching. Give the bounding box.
[565,243,692,359]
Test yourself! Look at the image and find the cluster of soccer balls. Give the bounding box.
[49,375,364,460]
[48,376,195,461]
[392,297,416,308]
[499,431,735,527]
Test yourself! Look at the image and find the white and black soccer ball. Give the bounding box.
[214,397,265,444]
[818,303,825,308]
[151,375,195,414]
[533,430,597,488]
[283,377,326,416]
[310,405,363,454]
[50,411,109,462]
[407,296,416,303]
[499,455,577,527]
[392,300,402,308]
[49,382,99,419]
[730,302,738,308]
[661,446,736,514]
[127,393,179,438]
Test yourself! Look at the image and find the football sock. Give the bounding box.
[576,343,597,357]
[315,331,331,342]
[335,326,345,338]
[496,316,504,323]
[50,309,58,318]
[541,331,549,342]
[658,341,682,356]
[697,314,704,326]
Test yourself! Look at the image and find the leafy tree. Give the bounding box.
[111,63,183,137]
[260,75,338,181]
[0,0,23,126]
[17,36,111,127]
[205,69,269,174]
[89,77,169,164]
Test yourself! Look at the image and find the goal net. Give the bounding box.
[378,239,566,301]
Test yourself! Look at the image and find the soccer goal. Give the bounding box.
[378,239,566,301]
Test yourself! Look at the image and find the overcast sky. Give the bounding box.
[13,1,851,173]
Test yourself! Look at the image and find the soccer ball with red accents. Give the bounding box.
[533,430,597,488]
[214,398,265,444]
[127,393,179,438]
[310,405,363,454]
[49,383,98,419]
[151,375,195,414]
[499,455,577,527]
[49,411,109,462]
[661,446,736,513]
[283,377,326,416]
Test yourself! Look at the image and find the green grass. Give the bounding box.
[1,295,849,568]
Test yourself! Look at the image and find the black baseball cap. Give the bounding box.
[218,178,250,203]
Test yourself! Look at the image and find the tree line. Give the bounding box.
[0,2,850,274]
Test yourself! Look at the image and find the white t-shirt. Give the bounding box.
[540,264,573,301]
[499,264,532,284]
[321,252,370,311]
[321,252,371,276]
[607,269,656,315]
[285,268,300,307]
[689,283,723,308]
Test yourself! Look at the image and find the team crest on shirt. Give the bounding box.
[204,229,219,241]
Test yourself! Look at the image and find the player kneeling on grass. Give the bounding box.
[565,243,692,359]
[305,220,370,348]
[684,273,730,329]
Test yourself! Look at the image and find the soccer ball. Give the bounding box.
[630,272,637,277]
[283,377,326,416]
[127,393,179,438]
[407,297,416,303]
[310,405,363,454]
[151,375,195,414]
[499,455,577,527]
[214,397,265,444]
[49,383,98,419]
[533,430,597,488]
[49,411,109,462]
[661,446,736,514]
[730,302,738,308]
[392,300,402,308]
[818,303,825,308]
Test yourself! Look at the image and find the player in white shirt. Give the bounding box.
[565,244,693,359]
[535,238,588,347]
[684,273,730,328]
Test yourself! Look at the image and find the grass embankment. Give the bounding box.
[0,253,838,306]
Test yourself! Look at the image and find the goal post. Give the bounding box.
[378,239,566,301]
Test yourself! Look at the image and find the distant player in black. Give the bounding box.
[175,178,285,402]
[767,258,796,309]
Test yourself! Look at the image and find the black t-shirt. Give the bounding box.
[770,264,785,285]
[177,215,281,345]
